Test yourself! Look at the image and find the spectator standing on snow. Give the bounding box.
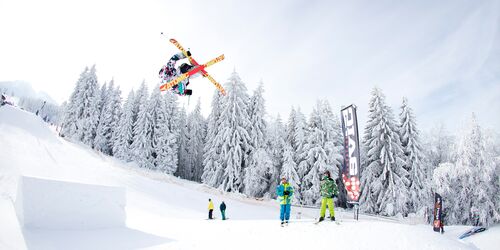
[208,198,214,219]
[220,201,227,220]
[318,170,338,222]
[276,177,294,226]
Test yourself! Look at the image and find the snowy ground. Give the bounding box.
[0,105,498,249]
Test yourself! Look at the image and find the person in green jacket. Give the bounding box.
[318,170,339,222]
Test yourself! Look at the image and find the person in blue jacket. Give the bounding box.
[276,177,294,226]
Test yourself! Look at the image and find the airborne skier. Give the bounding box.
[158,51,200,96]
[159,38,226,95]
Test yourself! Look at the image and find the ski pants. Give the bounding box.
[209,209,213,219]
[280,204,291,222]
[320,197,335,218]
[221,210,226,220]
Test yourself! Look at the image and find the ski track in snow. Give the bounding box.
[0,105,496,249]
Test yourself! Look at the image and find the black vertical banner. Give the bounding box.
[433,193,443,232]
[340,105,361,203]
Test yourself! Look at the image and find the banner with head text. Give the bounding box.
[340,105,361,203]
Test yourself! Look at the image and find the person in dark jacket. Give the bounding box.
[220,201,227,220]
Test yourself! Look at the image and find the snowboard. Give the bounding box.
[458,226,487,239]
[163,38,226,95]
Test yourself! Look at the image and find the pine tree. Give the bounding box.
[359,87,409,216]
[61,67,88,138]
[130,81,153,168]
[453,114,498,226]
[244,82,272,197]
[217,71,251,192]
[300,100,343,205]
[244,148,273,197]
[176,107,189,177]
[183,99,206,181]
[95,81,122,155]
[281,144,301,203]
[148,85,168,170]
[266,115,286,196]
[156,91,180,174]
[202,90,225,186]
[113,89,135,161]
[399,97,428,214]
[80,66,101,147]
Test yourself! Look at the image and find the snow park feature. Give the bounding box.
[15,176,126,229]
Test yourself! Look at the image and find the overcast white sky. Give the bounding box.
[1,0,499,132]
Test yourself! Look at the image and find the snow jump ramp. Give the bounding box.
[15,176,126,229]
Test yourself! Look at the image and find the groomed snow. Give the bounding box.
[0,105,497,249]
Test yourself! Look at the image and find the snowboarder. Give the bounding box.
[208,198,214,219]
[158,52,201,96]
[220,201,227,220]
[318,170,338,222]
[276,177,294,226]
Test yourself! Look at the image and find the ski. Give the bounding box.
[168,39,226,95]
[159,54,225,92]
[314,218,340,225]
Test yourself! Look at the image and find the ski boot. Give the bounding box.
[318,217,324,222]
[331,216,336,221]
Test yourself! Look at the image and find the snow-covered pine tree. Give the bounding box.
[244,83,272,197]
[156,91,180,174]
[422,124,456,176]
[300,104,327,205]
[183,99,206,181]
[281,144,301,203]
[176,106,189,178]
[130,81,153,169]
[286,107,297,147]
[300,100,343,205]
[113,89,135,161]
[359,87,409,216]
[107,85,122,155]
[217,71,251,192]
[293,107,308,178]
[453,114,498,226]
[94,81,116,154]
[266,115,286,196]
[398,97,428,214]
[202,90,225,186]
[61,67,88,138]
[148,85,168,170]
[80,65,101,148]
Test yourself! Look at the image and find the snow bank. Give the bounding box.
[0,105,57,143]
[15,176,126,229]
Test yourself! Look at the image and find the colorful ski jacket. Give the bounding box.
[320,176,338,198]
[208,200,214,210]
[276,183,294,205]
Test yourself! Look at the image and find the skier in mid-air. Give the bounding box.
[158,51,201,96]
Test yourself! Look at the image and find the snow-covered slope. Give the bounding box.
[0,105,497,249]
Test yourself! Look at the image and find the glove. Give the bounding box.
[187,50,191,57]
[283,191,290,196]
